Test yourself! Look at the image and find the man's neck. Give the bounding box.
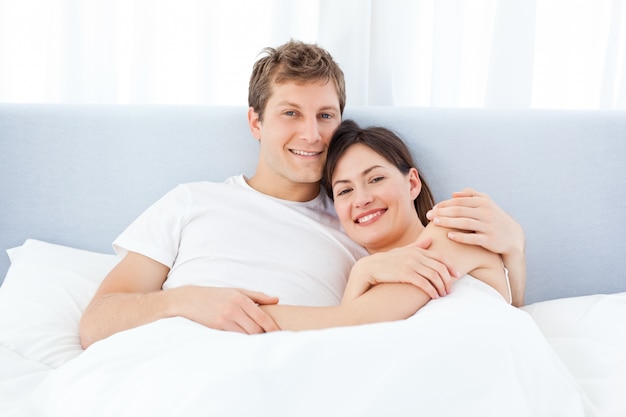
[246,175,321,202]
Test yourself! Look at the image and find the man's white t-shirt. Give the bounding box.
[113,175,368,306]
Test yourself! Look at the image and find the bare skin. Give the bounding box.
[80,77,525,347]
[427,188,525,306]
[79,81,456,348]
[258,144,513,331]
[260,222,508,331]
[79,252,282,348]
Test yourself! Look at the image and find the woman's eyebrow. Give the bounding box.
[332,165,384,188]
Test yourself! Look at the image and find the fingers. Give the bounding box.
[433,216,486,233]
[364,246,458,300]
[240,290,280,332]
[235,304,280,334]
[203,289,280,334]
[405,250,458,298]
[410,270,453,299]
[451,190,474,198]
[429,188,489,214]
[412,279,441,300]
[429,198,484,214]
[426,202,484,228]
[421,256,457,296]
[426,193,493,230]
[446,230,487,247]
[400,244,460,297]
[453,187,488,199]
[242,289,279,306]
[216,301,278,334]
[414,271,446,299]
[416,246,460,280]
[415,236,433,250]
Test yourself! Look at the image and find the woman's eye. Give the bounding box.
[335,188,351,197]
[370,176,384,183]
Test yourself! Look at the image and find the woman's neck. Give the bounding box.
[366,220,426,254]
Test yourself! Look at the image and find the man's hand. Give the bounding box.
[342,238,460,303]
[426,188,524,257]
[171,286,280,334]
[81,251,282,349]
[426,187,527,306]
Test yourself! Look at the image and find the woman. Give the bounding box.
[260,120,512,329]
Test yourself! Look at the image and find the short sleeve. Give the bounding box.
[113,185,190,268]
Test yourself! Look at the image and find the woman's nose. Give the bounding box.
[354,189,373,208]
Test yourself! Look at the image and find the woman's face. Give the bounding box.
[330,144,423,253]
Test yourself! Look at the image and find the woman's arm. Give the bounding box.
[261,222,508,331]
[341,239,460,303]
[422,220,511,303]
[260,284,429,331]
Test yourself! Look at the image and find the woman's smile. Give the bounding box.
[354,209,387,224]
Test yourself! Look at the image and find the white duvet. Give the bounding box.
[18,276,591,417]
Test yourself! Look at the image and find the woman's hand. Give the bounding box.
[342,238,460,304]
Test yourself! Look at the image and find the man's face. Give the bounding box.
[248,80,341,200]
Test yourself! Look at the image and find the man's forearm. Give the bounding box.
[79,290,176,349]
[503,249,526,307]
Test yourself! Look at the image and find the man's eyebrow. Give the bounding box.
[332,165,384,188]
[319,105,340,113]
[275,101,339,113]
[276,100,302,108]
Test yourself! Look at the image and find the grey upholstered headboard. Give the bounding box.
[1,105,625,304]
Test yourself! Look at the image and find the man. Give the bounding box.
[79,40,525,348]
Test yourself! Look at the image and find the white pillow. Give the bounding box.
[521,293,626,416]
[0,239,119,368]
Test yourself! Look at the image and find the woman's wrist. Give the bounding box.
[342,259,374,304]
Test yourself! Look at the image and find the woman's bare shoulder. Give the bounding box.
[418,222,508,300]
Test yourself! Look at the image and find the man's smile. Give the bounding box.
[290,149,323,157]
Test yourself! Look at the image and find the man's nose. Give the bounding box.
[299,116,321,143]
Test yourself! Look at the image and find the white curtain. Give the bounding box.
[0,0,624,109]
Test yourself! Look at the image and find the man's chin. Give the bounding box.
[292,173,322,185]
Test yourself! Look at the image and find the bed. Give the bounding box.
[1,105,625,416]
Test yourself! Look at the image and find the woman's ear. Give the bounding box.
[408,167,422,200]
[248,107,262,140]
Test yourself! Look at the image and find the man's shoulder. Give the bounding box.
[173,175,244,192]
[151,176,244,206]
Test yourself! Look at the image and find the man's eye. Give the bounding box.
[320,113,332,119]
[285,111,296,116]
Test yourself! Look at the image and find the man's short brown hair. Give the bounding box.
[248,40,346,121]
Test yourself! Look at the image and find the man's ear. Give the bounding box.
[409,167,422,200]
[248,107,261,140]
